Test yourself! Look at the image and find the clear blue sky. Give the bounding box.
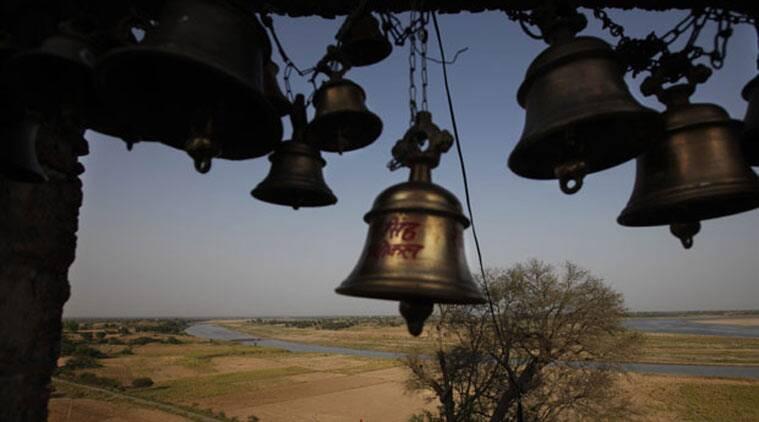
[65,9,759,317]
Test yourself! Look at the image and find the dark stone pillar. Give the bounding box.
[0,123,87,421]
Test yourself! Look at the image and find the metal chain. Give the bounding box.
[260,14,316,102]
[409,12,418,127]
[505,9,543,40]
[592,7,755,80]
[420,23,429,112]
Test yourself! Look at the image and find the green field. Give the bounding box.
[50,318,759,422]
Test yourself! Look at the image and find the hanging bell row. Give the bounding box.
[618,85,759,249]
[509,12,661,195]
[0,0,290,175]
[336,111,486,337]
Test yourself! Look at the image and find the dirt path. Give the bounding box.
[53,378,223,422]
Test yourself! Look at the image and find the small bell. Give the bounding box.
[0,113,48,183]
[308,77,383,154]
[252,94,336,209]
[263,60,292,117]
[741,75,759,166]
[5,19,97,115]
[251,141,337,209]
[336,13,392,67]
[96,0,282,171]
[508,21,661,194]
[618,84,759,248]
[336,111,486,336]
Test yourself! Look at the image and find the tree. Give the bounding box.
[63,320,79,332]
[405,260,641,422]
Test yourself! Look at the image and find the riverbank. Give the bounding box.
[210,318,759,369]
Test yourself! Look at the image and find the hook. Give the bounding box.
[554,160,587,195]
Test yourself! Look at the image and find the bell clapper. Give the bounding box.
[186,117,221,174]
[554,160,586,195]
[670,222,701,250]
[399,301,434,337]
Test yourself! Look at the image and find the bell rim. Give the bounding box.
[96,46,283,159]
[341,39,393,67]
[5,50,95,110]
[365,181,470,227]
[335,276,487,305]
[270,141,326,164]
[742,75,759,101]
[313,78,367,105]
[508,108,662,179]
[517,36,616,106]
[663,103,738,133]
[251,184,338,207]
[617,179,759,227]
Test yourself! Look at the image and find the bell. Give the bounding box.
[5,19,97,115]
[0,113,48,183]
[251,141,337,209]
[509,35,662,194]
[96,0,282,172]
[307,77,383,154]
[618,85,759,249]
[263,61,292,117]
[252,94,336,208]
[741,75,759,166]
[336,112,486,336]
[336,14,392,67]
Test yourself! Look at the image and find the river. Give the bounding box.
[186,322,759,380]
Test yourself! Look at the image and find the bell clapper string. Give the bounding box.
[432,12,526,419]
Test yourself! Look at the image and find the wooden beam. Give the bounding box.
[252,0,756,18]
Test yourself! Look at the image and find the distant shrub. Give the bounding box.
[95,331,107,340]
[63,320,79,332]
[77,372,122,390]
[64,355,101,370]
[80,332,93,342]
[108,337,125,345]
[73,345,107,359]
[118,327,131,335]
[60,336,77,356]
[248,416,260,422]
[131,377,154,388]
[118,347,134,355]
[128,336,160,346]
[162,336,182,344]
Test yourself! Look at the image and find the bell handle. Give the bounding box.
[290,94,308,142]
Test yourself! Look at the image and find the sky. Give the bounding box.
[65,9,759,317]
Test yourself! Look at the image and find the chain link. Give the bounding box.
[420,25,429,112]
[592,7,755,85]
[408,11,418,127]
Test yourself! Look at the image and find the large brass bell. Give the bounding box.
[336,13,392,67]
[509,32,661,194]
[308,77,383,154]
[618,85,759,249]
[0,113,48,183]
[96,0,282,173]
[5,19,97,115]
[741,75,759,166]
[252,95,337,209]
[336,111,486,336]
